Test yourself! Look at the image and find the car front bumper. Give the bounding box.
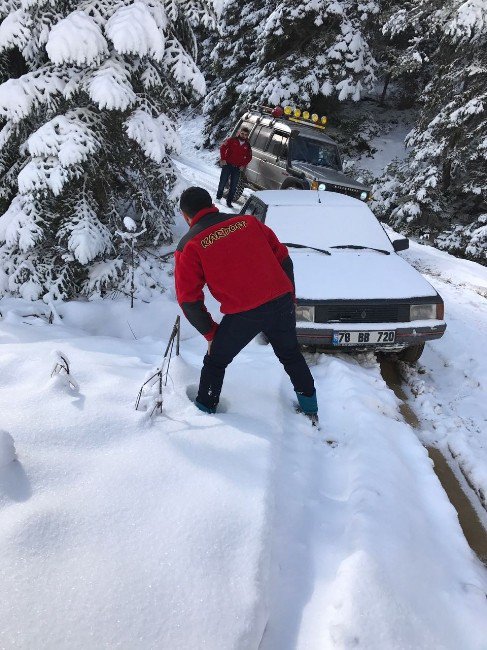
[296,320,447,350]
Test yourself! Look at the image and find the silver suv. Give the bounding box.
[232,106,370,202]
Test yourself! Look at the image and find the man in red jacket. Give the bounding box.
[175,186,318,422]
[216,126,252,208]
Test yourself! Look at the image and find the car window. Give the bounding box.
[253,126,272,151]
[252,201,267,222]
[238,120,253,133]
[243,199,255,214]
[249,126,261,146]
[241,198,266,221]
[289,136,341,171]
[268,132,288,157]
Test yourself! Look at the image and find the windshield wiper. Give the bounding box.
[331,244,390,255]
[283,243,331,256]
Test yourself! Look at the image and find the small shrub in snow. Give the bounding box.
[0,0,215,300]
[51,349,79,391]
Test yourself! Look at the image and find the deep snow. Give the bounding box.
[0,114,486,649]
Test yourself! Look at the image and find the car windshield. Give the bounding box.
[289,136,341,171]
[264,203,394,253]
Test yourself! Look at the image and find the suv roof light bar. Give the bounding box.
[250,104,328,130]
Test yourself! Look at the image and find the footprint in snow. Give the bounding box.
[186,384,229,413]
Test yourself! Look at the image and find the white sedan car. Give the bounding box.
[241,190,446,361]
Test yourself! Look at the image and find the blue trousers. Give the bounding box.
[216,164,240,203]
[197,293,315,410]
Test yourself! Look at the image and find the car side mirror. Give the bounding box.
[393,237,409,252]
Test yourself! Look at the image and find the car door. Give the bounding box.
[245,126,262,186]
[262,131,290,188]
[247,125,272,188]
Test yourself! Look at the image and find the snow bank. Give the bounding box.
[400,240,487,508]
[0,430,16,467]
[0,300,273,649]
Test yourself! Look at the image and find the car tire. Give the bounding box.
[398,343,425,363]
[281,182,303,190]
[233,173,246,201]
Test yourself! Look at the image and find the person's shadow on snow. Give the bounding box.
[0,460,32,502]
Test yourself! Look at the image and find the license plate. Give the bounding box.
[332,330,396,346]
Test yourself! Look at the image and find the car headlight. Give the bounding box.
[296,305,315,322]
[410,304,436,320]
[318,183,327,190]
[360,191,368,201]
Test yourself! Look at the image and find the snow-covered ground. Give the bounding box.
[400,244,487,508]
[1,115,487,649]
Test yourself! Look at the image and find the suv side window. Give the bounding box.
[254,126,272,151]
[249,126,261,146]
[237,120,253,134]
[267,132,289,158]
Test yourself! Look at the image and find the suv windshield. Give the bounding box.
[289,136,341,171]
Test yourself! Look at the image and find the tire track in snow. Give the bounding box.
[261,352,487,648]
[380,357,487,565]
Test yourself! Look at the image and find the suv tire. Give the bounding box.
[281,180,307,190]
[233,173,246,201]
[398,343,425,363]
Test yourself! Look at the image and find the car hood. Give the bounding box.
[290,248,438,301]
[290,162,369,191]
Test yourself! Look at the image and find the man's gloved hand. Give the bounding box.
[219,160,227,166]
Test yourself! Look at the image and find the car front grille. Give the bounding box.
[315,303,402,323]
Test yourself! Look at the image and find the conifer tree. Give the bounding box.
[203,0,379,144]
[0,0,213,300]
[377,0,487,261]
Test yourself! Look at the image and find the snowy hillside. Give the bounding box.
[1,117,487,649]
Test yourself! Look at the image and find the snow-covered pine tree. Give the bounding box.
[202,0,267,145]
[203,0,379,144]
[371,0,431,109]
[0,0,213,300]
[377,0,487,262]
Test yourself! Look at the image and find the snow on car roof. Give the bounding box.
[262,196,394,253]
[254,190,363,207]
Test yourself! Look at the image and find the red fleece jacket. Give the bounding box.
[220,137,252,167]
[175,207,294,340]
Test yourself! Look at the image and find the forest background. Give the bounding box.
[0,0,485,301]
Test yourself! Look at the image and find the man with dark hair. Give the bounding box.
[175,186,318,423]
[216,126,252,208]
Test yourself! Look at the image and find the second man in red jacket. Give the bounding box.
[216,126,252,208]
